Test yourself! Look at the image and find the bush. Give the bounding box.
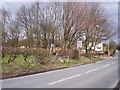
[18,48,50,64]
[110,50,116,56]
[68,49,79,59]
[7,48,19,63]
[2,47,7,59]
[56,49,79,60]
[33,49,50,65]
[56,49,68,59]
[109,41,117,56]
[2,47,50,64]
[117,44,120,51]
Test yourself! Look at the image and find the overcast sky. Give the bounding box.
[1,0,118,43]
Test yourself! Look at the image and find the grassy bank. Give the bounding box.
[1,55,102,79]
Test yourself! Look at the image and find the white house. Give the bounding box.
[94,43,103,52]
[77,41,103,52]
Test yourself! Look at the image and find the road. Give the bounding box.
[2,55,118,88]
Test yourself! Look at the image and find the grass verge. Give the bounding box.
[1,56,103,79]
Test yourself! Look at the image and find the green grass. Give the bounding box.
[2,55,43,76]
[1,55,103,78]
[60,59,82,67]
[1,55,34,64]
[14,55,25,63]
[3,65,16,74]
[92,57,102,61]
[1,56,9,64]
[60,57,102,67]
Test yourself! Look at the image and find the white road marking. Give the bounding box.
[3,61,93,81]
[49,74,81,85]
[111,62,116,65]
[49,63,99,85]
[102,64,110,68]
[85,68,99,74]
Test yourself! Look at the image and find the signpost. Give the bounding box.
[77,41,82,59]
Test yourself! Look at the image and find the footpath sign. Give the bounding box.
[77,41,82,59]
[77,41,82,49]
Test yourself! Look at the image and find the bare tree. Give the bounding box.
[3,2,114,57]
[30,2,42,48]
[9,21,20,47]
[39,2,62,48]
[83,3,115,57]
[63,2,86,49]
[16,5,35,48]
[2,8,12,46]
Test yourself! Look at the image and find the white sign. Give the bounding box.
[77,41,82,49]
[51,44,54,47]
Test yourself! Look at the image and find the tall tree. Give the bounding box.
[83,3,115,56]
[63,2,86,49]
[16,5,34,48]
[2,8,11,46]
